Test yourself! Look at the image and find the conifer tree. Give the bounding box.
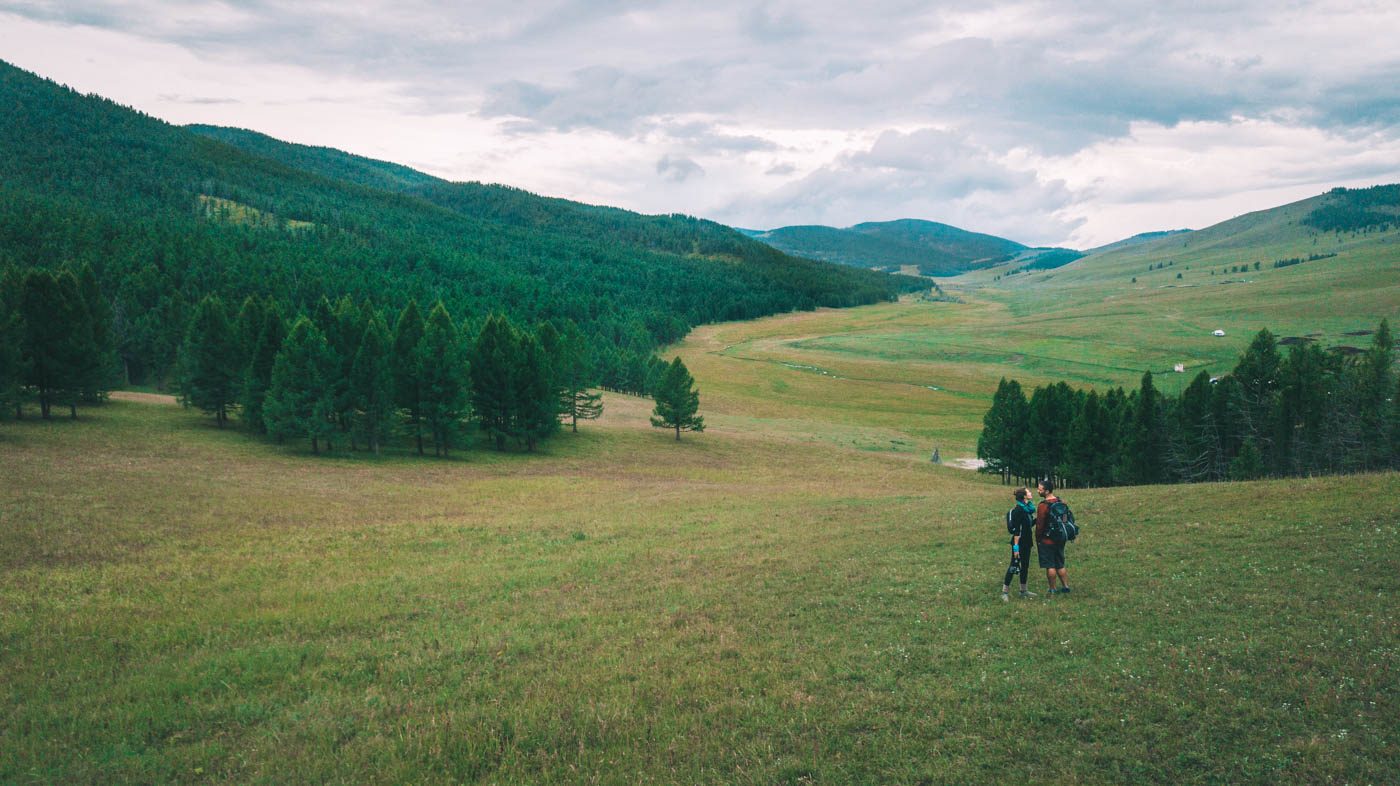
[351,313,395,455]
[1230,440,1264,481]
[0,268,25,420]
[1171,371,1218,483]
[54,271,97,419]
[535,321,569,421]
[240,302,285,434]
[76,263,118,401]
[178,295,240,428]
[1273,342,1328,476]
[265,316,335,453]
[1391,373,1400,469]
[1121,372,1165,485]
[556,321,602,432]
[977,378,1028,482]
[1209,376,1243,480]
[473,313,520,450]
[417,302,470,456]
[1359,319,1395,469]
[1024,382,1074,482]
[21,270,90,419]
[515,330,558,451]
[234,296,267,370]
[392,300,427,454]
[1232,329,1282,453]
[329,296,365,446]
[1065,390,1113,487]
[650,356,704,440]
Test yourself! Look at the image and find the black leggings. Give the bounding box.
[1003,544,1031,587]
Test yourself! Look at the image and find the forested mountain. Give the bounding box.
[743,219,1040,275]
[0,61,921,389]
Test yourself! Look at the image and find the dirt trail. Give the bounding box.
[110,391,178,406]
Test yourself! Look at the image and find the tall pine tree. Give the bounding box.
[417,302,471,457]
[21,270,90,419]
[977,378,1029,483]
[1120,372,1165,485]
[556,320,602,432]
[1065,389,1114,487]
[1232,329,1282,458]
[265,316,335,453]
[178,295,240,428]
[76,263,118,400]
[392,300,427,455]
[515,330,558,451]
[0,267,25,421]
[240,302,286,434]
[1359,319,1395,469]
[473,313,520,451]
[351,313,396,455]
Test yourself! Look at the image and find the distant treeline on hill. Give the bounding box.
[1,265,612,454]
[1302,185,1400,234]
[977,322,1398,487]
[0,60,923,397]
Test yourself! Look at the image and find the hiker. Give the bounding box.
[1001,486,1036,601]
[1035,479,1071,595]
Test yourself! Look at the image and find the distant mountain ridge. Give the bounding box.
[743,218,1080,276]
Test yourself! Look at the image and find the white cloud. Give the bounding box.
[1,1,1398,247]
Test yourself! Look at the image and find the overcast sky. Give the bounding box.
[4,1,1400,247]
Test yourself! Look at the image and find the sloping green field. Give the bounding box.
[2,385,1397,784]
[674,215,1399,460]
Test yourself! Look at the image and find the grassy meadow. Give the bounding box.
[4,222,1399,783]
[674,219,1400,460]
[2,389,1397,782]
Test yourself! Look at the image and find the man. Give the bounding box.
[1001,487,1036,601]
[1035,479,1071,595]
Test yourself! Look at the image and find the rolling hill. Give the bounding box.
[0,60,922,387]
[742,218,1081,276]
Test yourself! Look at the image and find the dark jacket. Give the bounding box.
[1007,504,1035,545]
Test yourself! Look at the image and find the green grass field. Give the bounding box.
[674,218,1400,460]
[3,222,1399,783]
[3,395,1397,782]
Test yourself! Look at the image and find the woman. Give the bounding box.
[1001,487,1036,601]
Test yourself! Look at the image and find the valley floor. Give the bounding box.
[2,374,1396,783]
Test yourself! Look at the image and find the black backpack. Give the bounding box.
[1044,499,1078,543]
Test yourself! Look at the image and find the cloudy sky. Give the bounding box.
[4,1,1399,247]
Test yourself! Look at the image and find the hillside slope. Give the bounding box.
[0,61,921,386]
[746,219,1033,275]
[935,185,1400,398]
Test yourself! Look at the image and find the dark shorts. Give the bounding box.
[1037,542,1066,570]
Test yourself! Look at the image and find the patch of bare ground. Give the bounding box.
[110,391,178,405]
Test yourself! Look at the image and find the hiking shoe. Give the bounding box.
[1019,589,1036,598]
[1046,588,1058,596]
[1059,587,1071,594]
[1001,592,1010,602]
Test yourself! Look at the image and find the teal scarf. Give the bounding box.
[1016,500,1036,516]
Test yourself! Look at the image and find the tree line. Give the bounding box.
[177,293,613,454]
[0,265,119,420]
[3,262,709,454]
[977,321,1398,487]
